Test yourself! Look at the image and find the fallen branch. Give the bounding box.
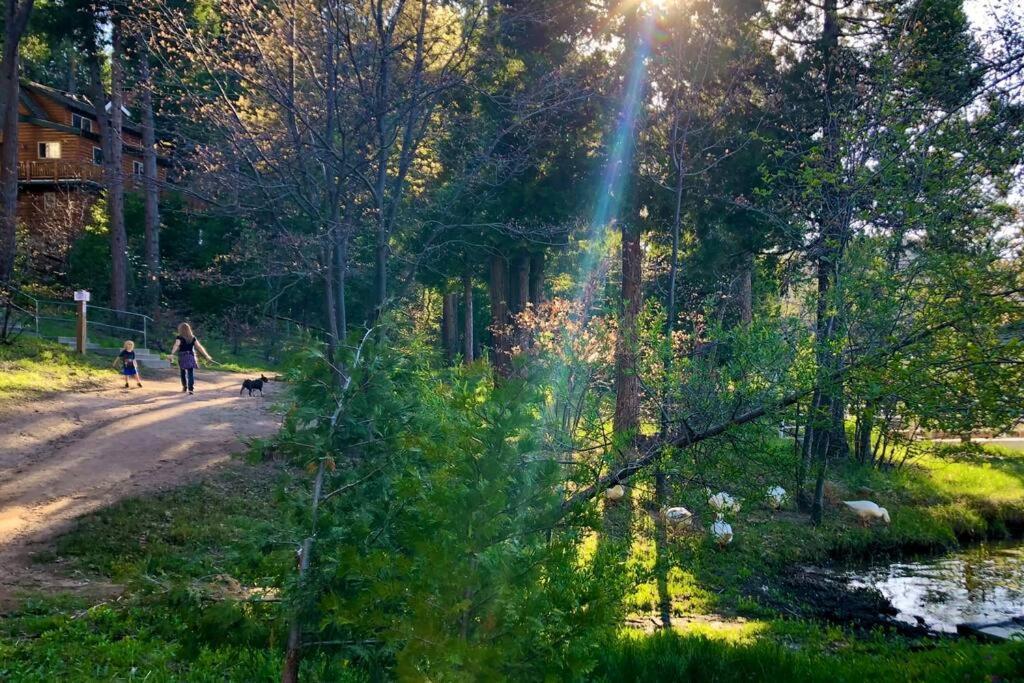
[561,315,963,511]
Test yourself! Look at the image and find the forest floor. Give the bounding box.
[0,364,281,607]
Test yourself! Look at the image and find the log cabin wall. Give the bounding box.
[17,82,167,184]
[10,80,171,282]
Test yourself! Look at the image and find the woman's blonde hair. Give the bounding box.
[177,322,195,341]
[123,340,135,351]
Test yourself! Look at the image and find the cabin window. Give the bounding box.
[38,142,61,159]
[133,161,144,176]
[42,193,56,210]
[93,147,103,165]
[71,113,93,133]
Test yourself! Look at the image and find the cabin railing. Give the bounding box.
[17,160,104,183]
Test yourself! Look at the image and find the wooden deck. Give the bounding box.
[17,160,103,183]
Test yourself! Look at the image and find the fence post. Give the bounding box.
[143,316,148,350]
[73,290,90,354]
[34,299,39,336]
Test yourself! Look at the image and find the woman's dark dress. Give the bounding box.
[176,336,199,370]
[176,335,199,391]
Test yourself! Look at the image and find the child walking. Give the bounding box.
[169,322,214,395]
[114,340,143,388]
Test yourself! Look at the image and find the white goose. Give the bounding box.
[664,506,693,526]
[843,500,891,526]
[711,518,733,547]
[766,486,787,510]
[605,484,625,501]
[708,491,741,516]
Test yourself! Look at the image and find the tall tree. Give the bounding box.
[85,16,128,311]
[0,0,35,284]
[137,34,160,315]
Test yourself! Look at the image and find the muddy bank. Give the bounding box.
[756,540,1024,640]
[749,567,935,637]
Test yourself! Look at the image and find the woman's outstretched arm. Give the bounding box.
[195,339,213,361]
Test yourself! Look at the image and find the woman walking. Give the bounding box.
[170,322,214,394]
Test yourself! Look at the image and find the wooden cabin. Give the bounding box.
[8,80,170,279]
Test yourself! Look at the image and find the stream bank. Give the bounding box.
[768,540,1024,640]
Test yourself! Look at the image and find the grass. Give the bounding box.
[594,626,1024,682]
[0,336,111,399]
[0,465,364,682]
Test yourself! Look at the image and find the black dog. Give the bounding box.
[240,374,269,396]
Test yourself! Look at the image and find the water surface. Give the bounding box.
[844,542,1024,633]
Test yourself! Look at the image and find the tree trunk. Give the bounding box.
[334,227,347,340]
[856,404,874,464]
[139,41,161,316]
[108,31,128,313]
[462,270,473,363]
[512,252,529,314]
[322,243,341,385]
[323,244,339,345]
[0,0,34,283]
[654,144,686,629]
[373,224,387,318]
[442,292,457,365]
[738,255,753,327]
[808,0,848,523]
[615,227,642,436]
[810,444,829,525]
[512,252,530,351]
[65,47,76,92]
[528,252,545,308]
[607,223,642,542]
[797,389,822,511]
[282,459,325,683]
[89,25,128,311]
[488,254,511,377]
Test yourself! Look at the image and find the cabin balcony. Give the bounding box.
[17,160,103,185]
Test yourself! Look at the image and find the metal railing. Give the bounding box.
[0,289,39,338]
[5,288,152,349]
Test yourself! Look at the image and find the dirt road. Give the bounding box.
[0,369,281,599]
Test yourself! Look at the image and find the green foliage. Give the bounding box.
[275,330,622,679]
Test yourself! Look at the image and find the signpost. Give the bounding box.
[73,290,90,354]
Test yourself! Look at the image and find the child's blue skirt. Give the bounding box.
[122,366,138,376]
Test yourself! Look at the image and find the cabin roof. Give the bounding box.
[12,79,170,166]
[20,80,141,134]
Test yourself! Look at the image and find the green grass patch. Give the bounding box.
[0,336,112,399]
[5,434,1024,680]
[0,465,363,681]
[595,626,1024,682]
[202,338,277,374]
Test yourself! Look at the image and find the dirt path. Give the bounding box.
[0,369,281,601]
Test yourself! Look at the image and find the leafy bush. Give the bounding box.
[274,330,623,679]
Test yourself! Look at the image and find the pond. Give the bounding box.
[842,542,1024,634]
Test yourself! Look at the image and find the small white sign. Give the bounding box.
[73,290,91,302]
